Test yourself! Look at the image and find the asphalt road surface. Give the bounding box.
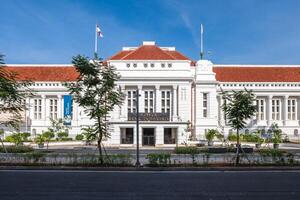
[0,170,300,200]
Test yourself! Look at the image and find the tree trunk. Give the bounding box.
[97,115,104,165]
[97,138,103,164]
[235,129,240,166]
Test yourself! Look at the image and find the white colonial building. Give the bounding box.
[2,41,300,146]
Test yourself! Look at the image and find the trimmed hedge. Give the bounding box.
[174,146,200,154]
[0,145,34,153]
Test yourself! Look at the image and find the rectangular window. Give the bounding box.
[161,91,171,113]
[256,99,265,120]
[49,98,58,119]
[272,99,281,120]
[127,91,136,113]
[203,93,208,118]
[34,98,42,120]
[288,99,296,120]
[120,128,134,144]
[164,128,176,144]
[144,90,154,113]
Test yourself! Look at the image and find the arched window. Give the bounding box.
[294,129,298,137]
[228,129,233,135]
[245,129,249,134]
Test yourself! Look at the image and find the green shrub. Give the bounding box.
[56,132,69,141]
[20,132,31,142]
[105,154,133,166]
[146,153,171,166]
[61,137,73,141]
[241,133,257,142]
[205,129,219,142]
[5,133,23,146]
[227,132,237,141]
[0,145,34,153]
[75,134,84,141]
[174,146,200,154]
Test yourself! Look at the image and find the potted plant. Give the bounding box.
[254,130,264,148]
[35,134,45,148]
[205,129,218,146]
[271,123,282,149]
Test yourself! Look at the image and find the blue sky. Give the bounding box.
[1,0,300,64]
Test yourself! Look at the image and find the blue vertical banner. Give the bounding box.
[63,95,72,125]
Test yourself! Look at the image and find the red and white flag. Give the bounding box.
[96,24,103,38]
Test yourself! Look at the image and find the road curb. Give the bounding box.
[1,165,300,171]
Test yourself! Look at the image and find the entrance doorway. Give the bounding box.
[142,128,155,146]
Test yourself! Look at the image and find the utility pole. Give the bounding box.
[135,89,141,167]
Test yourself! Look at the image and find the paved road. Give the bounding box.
[0,170,300,200]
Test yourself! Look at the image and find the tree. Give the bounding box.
[48,118,69,140]
[66,55,123,164]
[42,131,55,150]
[222,88,256,165]
[0,54,32,130]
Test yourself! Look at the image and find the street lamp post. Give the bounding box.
[135,89,141,167]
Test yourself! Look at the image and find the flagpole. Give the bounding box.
[200,24,204,60]
[94,24,98,59]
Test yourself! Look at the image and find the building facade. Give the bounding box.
[3,41,300,146]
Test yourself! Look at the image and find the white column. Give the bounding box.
[155,85,160,113]
[172,85,178,121]
[284,95,289,125]
[41,95,46,121]
[138,85,143,113]
[120,85,126,119]
[73,101,78,121]
[219,96,225,126]
[267,95,273,126]
[57,95,62,119]
[25,98,30,132]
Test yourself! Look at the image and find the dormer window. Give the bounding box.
[133,63,137,68]
[150,63,155,68]
[161,63,165,68]
[168,63,172,68]
[144,63,148,68]
[126,63,130,68]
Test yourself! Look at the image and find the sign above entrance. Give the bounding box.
[128,112,170,121]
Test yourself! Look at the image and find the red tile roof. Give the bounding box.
[213,66,300,82]
[3,66,79,81]
[109,45,190,60]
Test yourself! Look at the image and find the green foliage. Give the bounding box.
[56,131,69,141]
[205,129,219,142]
[5,132,23,146]
[42,131,55,142]
[105,154,133,166]
[34,134,45,145]
[75,134,84,141]
[222,89,256,165]
[241,133,258,143]
[24,152,46,163]
[222,89,257,132]
[0,54,33,130]
[174,146,200,154]
[66,55,123,163]
[48,118,68,134]
[81,126,97,144]
[20,132,31,142]
[146,153,171,166]
[0,145,34,153]
[227,132,237,141]
[270,123,282,144]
